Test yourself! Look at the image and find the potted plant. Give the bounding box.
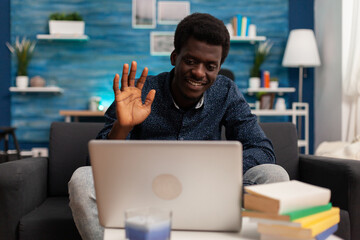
[270,77,279,89]
[6,37,36,88]
[49,12,85,35]
[249,40,273,88]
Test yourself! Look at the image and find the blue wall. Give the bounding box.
[0,0,11,127]
[288,0,315,153]
[2,0,315,153]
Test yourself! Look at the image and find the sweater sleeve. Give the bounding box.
[222,84,276,174]
[96,102,117,139]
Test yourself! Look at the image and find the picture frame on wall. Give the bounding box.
[132,0,156,28]
[150,31,174,56]
[158,1,190,25]
[260,93,275,109]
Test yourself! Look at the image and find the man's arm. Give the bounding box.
[223,84,275,174]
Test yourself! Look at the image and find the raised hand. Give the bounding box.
[109,61,156,139]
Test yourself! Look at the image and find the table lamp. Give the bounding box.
[282,29,321,103]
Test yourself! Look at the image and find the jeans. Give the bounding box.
[68,164,289,240]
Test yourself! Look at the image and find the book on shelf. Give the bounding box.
[244,180,331,214]
[242,203,332,222]
[245,17,251,36]
[257,213,339,239]
[231,16,238,36]
[260,224,338,240]
[237,14,242,36]
[241,16,247,36]
[230,15,252,37]
[250,207,339,228]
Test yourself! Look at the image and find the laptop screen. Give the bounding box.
[89,140,243,232]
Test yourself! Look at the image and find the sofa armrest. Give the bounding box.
[299,154,360,240]
[0,157,48,240]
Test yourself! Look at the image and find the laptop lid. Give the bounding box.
[89,140,243,232]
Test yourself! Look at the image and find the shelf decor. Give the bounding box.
[9,86,64,94]
[36,34,89,41]
[48,12,85,35]
[249,40,273,89]
[6,36,36,89]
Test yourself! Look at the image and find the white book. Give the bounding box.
[244,180,331,214]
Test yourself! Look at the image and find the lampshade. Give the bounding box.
[282,29,321,67]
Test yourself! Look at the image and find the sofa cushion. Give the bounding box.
[48,122,104,196]
[260,122,299,179]
[19,197,81,240]
[336,209,351,240]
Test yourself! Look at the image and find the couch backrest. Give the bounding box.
[48,122,104,196]
[259,122,299,179]
[48,121,299,195]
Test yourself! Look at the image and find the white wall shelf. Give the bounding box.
[252,102,309,154]
[245,87,296,96]
[230,36,266,43]
[36,34,89,41]
[9,86,64,94]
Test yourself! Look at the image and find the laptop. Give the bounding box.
[89,140,243,232]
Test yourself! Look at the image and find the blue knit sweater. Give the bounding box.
[97,69,275,174]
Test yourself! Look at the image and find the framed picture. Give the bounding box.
[132,0,156,29]
[260,93,275,109]
[158,1,190,25]
[150,31,174,56]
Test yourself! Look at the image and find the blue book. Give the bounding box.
[315,224,338,240]
[260,70,265,87]
[236,14,242,36]
[246,17,251,36]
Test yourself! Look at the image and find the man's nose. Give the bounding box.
[192,64,206,79]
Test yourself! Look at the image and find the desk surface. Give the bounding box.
[103,217,341,240]
[59,110,105,117]
[59,110,105,122]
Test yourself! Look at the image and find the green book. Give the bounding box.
[286,202,332,221]
[243,203,332,221]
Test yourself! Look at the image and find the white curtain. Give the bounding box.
[343,0,360,142]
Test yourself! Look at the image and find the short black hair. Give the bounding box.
[174,13,230,64]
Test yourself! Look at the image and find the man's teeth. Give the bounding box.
[188,79,204,86]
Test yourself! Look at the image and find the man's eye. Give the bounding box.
[207,65,217,71]
[184,59,195,65]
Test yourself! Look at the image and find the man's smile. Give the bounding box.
[185,77,208,87]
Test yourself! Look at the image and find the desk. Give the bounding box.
[103,217,341,240]
[59,110,105,122]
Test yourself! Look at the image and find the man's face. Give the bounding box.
[170,37,222,109]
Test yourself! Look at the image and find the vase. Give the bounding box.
[249,77,260,89]
[30,76,46,87]
[16,76,29,89]
[275,98,286,111]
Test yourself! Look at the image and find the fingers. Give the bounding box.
[128,61,137,87]
[121,64,129,90]
[136,67,148,90]
[113,74,121,98]
[144,89,156,107]
[120,61,148,90]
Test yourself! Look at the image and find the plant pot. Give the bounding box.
[270,81,279,89]
[249,77,260,89]
[49,20,85,35]
[16,76,29,89]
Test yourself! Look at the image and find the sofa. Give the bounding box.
[0,122,359,240]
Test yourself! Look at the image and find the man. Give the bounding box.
[69,13,289,240]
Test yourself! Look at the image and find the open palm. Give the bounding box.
[113,61,156,129]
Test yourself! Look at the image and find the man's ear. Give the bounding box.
[170,50,177,66]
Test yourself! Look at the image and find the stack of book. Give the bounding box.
[243,180,340,240]
[231,14,251,37]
